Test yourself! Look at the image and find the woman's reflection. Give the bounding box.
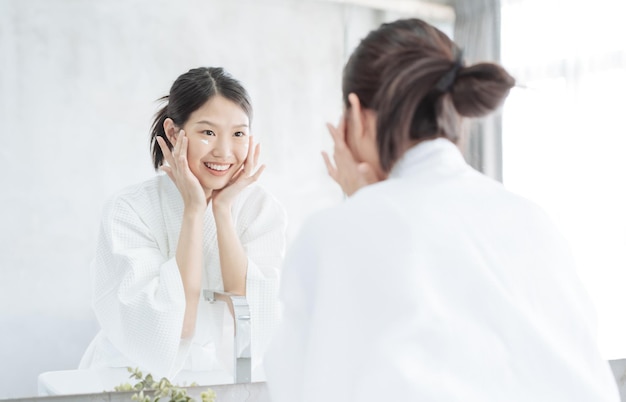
[79,67,286,381]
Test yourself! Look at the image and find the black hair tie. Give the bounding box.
[435,49,464,93]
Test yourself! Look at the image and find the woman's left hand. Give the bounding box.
[211,136,265,212]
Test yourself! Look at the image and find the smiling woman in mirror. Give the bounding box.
[79,67,286,381]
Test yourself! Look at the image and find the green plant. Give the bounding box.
[114,367,216,402]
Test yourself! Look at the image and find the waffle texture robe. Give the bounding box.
[80,174,287,381]
[265,138,619,402]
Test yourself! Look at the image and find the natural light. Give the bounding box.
[501,0,626,359]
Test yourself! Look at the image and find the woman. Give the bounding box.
[265,19,619,401]
[79,67,287,381]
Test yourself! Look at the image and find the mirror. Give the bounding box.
[0,0,454,398]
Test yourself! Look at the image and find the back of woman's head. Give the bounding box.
[343,18,515,172]
[150,67,253,169]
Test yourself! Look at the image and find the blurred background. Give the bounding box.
[0,0,624,398]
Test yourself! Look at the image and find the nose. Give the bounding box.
[210,135,232,158]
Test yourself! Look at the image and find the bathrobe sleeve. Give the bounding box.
[91,196,188,379]
[233,187,288,374]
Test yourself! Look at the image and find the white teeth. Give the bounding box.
[206,163,230,171]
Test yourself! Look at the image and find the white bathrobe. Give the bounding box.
[265,138,619,402]
[79,174,287,381]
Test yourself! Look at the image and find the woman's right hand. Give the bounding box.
[158,131,204,338]
[156,131,207,212]
[322,118,380,196]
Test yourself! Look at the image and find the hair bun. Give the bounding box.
[435,49,464,93]
[451,63,516,118]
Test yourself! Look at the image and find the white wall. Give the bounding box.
[0,0,393,397]
[500,0,626,360]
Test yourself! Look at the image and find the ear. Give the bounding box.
[163,118,179,145]
[346,93,366,140]
[347,93,377,141]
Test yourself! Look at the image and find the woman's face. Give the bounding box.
[180,95,250,194]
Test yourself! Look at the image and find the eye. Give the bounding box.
[233,131,246,137]
[202,130,216,136]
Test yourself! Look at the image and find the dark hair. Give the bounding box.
[343,18,515,173]
[150,67,253,170]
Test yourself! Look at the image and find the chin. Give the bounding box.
[202,180,229,192]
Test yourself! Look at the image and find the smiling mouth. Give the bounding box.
[204,162,231,172]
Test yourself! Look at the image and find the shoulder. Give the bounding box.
[363,165,543,216]
[338,180,410,224]
[101,175,173,220]
[105,174,160,201]
[231,184,288,229]
[296,184,408,247]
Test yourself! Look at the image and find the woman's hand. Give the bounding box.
[321,118,380,196]
[211,136,265,213]
[156,131,207,212]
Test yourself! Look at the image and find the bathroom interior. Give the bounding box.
[1,0,625,400]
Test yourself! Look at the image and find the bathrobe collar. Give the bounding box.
[388,137,467,179]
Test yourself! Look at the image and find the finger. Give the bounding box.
[249,164,265,182]
[234,161,264,186]
[321,151,338,181]
[252,142,261,168]
[156,135,171,157]
[326,122,347,151]
[171,130,180,156]
[229,165,245,183]
[179,131,188,161]
[241,136,255,174]
[171,129,184,161]
[321,151,334,172]
[248,135,255,158]
[156,136,174,168]
[326,122,340,143]
[173,131,189,169]
[247,138,261,172]
[337,113,347,137]
[160,164,172,174]
[159,165,175,182]
[243,143,260,177]
[338,112,345,127]
[247,135,255,163]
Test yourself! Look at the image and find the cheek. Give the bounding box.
[186,142,205,163]
[187,141,200,162]
[233,143,249,164]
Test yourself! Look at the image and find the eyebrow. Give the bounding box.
[195,120,249,128]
